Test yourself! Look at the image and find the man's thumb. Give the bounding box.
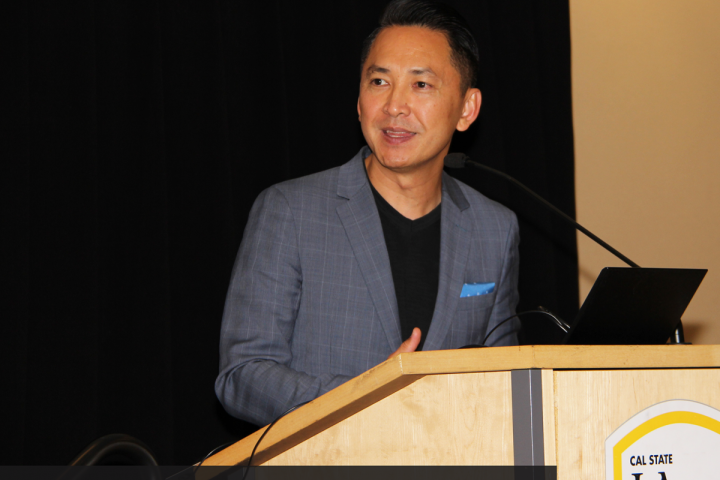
[399,327,422,353]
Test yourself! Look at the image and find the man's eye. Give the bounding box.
[416,81,429,89]
[371,78,387,86]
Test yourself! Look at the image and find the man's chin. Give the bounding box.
[373,155,412,170]
[371,151,439,174]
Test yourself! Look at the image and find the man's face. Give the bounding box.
[358,26,480,173]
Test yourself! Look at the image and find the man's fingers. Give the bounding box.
[387,328,422,360]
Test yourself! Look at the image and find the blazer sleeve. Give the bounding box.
[215,186,353,426]
[483,212,521,346]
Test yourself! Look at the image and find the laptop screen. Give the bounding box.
[563,267,706,345]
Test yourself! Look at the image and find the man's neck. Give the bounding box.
[365,155,443,220]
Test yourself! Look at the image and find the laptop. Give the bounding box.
[562,267,707,345]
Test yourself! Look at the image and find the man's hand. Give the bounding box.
[387,327,422,360]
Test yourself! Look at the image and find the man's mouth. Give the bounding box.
[382,128,416,142]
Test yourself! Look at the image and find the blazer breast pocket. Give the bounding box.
[456,290,496,312]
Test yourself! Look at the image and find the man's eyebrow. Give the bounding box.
[365,65,390,76]
[409,67,437,76]
[364,65,438,77]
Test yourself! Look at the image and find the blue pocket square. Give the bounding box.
[460,282,495,298]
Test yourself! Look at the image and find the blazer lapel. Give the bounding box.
[335,150,403,350]
[423,172,473,351]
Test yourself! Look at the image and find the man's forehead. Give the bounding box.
[364,25,452,65]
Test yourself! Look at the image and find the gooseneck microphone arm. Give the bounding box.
[443,153,641,269]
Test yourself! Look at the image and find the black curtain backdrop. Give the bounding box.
[3,0,577,465]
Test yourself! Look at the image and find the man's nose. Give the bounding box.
[383,86,411,117]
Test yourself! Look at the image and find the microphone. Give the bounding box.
[444,153,641,268]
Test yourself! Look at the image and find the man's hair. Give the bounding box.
[360,0,480,92]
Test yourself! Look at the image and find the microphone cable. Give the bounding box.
[239,401,310,480]
[460,307,570,348]
[168,400,310,480]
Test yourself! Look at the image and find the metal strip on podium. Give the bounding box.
[511,369,545,466]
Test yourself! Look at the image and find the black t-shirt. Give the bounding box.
[370,185,441,351]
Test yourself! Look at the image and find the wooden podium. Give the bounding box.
[205,345,720,479]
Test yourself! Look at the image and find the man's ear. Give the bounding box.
[357,97,362,121]
[456,88,482,132]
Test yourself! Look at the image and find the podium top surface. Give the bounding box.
[205,344,720,467]
[396,343,720,374]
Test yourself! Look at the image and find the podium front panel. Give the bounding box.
[265,371,515,465]
[554,368,720,480]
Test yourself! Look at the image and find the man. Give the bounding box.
[215,0,520,427]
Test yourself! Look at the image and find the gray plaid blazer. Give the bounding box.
[216,147,520,426]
